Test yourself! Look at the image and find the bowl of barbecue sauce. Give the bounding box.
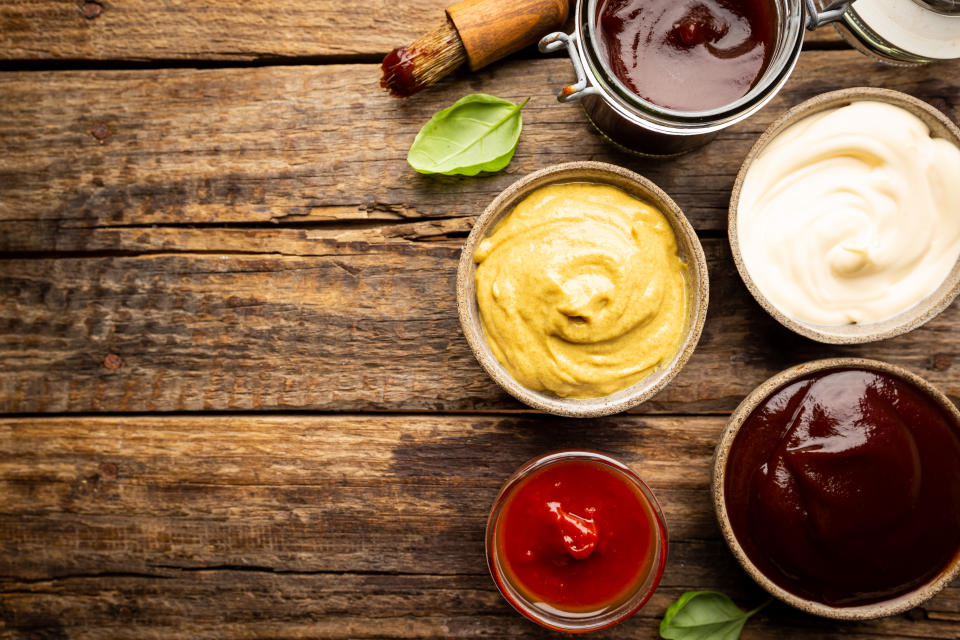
[713,359,960,619]
[539,0,853,155]
[486,451,667,632]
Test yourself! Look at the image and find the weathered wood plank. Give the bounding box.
[0,0,449,61]
[2,52,956,251]
[0,415,720,577]
[2,236,960,414]
[0,414,956,639]
[0,0,843,62]
[2,578,957,639]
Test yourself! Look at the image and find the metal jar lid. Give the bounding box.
[826,0,960,64]
[912,0,960,16]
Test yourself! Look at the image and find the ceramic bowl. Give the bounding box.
[712,357,960,620]
[456,161,708,417]
[729,87,960,344]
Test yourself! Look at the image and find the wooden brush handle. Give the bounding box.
[446,0,570,71]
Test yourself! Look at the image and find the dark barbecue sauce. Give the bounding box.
[596,0,775,111]
[380,46,423,98]
[725,369,960,607]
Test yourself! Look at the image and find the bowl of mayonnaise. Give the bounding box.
[729,87,960,344]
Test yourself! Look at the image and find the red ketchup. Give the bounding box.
[596,0,775,111]
[725,369,960,607]
[491,456,665,617]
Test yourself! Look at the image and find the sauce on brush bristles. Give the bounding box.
[380,18,468,98]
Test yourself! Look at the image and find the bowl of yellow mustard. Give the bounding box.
[457,161,709,417]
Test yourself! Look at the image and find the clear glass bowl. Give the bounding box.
[485,450,668,632]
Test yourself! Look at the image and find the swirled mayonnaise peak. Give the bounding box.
[474,183,687,399]
[737,101,960,326]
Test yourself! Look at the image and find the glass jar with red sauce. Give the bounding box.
[485,451,667,632]
[539,0,852,155]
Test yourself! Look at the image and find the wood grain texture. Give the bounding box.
[0,0,843,62]
[0,0,449,61]
[0,414,957,639]
[1,2,957,639]
[1,53,956,254]
[2,235,960,414]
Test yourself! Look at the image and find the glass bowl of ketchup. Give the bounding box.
[713,358,960,619]
[486,450,668,632]
[539,0,853,155]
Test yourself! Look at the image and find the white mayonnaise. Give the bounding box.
[737,100,960,325]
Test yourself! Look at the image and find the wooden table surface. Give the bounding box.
[2,2,959,638]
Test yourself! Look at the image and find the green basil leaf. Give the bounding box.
[660,591,768,640]
[407,94,528,176]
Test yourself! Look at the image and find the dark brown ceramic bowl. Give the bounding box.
[729,87,960,344]
[712,358,960,619]
[457,162,708,417]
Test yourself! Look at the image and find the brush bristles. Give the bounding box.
[380,18,468,98]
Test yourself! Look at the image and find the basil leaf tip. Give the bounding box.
[660,591,769,640]
[407,93,529,176]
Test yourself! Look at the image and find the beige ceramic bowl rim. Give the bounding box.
[728,87,960,344]
[712,357,960,620]
[456,161,709,417]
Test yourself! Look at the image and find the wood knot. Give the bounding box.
[932,353,953,372]
[98,462,118,480]
[90,122,111,143]
[72,463,119,499]
[103,353,123,369]
[81,2,103,19]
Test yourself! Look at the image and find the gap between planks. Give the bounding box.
[0,39,854,73]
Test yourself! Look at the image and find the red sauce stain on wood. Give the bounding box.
[90,122,111,143]
[81,2,103,19]
[104,353,123,369]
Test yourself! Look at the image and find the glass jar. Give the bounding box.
[543,1,957,155]
[485,450,668,632]
[540,0,820,155]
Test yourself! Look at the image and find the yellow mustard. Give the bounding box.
[474,183,688,398]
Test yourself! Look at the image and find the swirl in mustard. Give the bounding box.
[475,183,687,398]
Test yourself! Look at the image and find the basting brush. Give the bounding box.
[380,0,569,98]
